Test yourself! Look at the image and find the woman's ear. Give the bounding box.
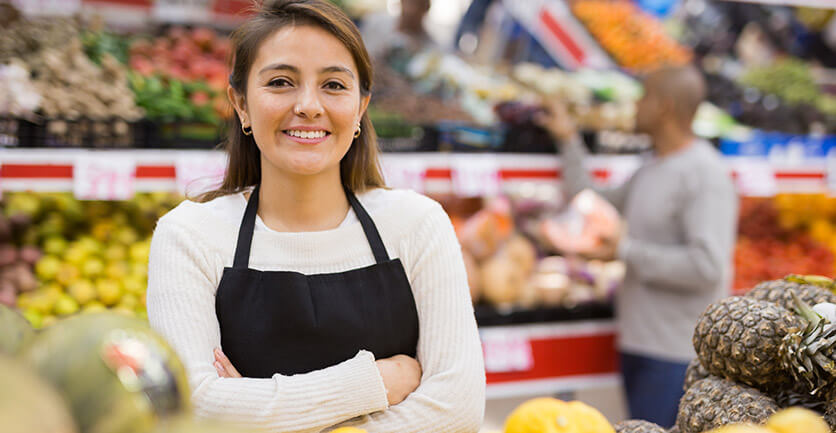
[358,94,371,121]
[228,85,249,127]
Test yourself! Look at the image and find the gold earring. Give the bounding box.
[354,123,361,139]
[242,125,252,136]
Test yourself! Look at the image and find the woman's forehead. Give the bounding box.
[253,25,357,75]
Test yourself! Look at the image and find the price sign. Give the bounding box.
[481,330,534,373]
[734,159,776,197]
[381,158,426,192]
[452,155,500,197]
[73,154,136,201]
[175,152,227,196]
[153,0,212,22]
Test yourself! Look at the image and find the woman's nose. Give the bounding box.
[293,85,324,119]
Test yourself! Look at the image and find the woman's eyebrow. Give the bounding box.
[259,63,299,75]
[258,63,354,80]
[320,66,355,79]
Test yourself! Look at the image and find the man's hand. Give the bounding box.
[533,98,578,143]
[375,354,422,406]
[582,223,627,262]
[214,347,242,378]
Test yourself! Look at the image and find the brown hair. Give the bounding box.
[195,0,385,202]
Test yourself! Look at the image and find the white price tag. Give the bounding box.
[452,155,500,197]
[175,152,227,196]
[73,154,136,201]
[153,0,212,22]
[11,0,81,16]
[481,331,534,373]
[734,159,776,197]
[382,158,426,192]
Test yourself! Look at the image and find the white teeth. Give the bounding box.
[287,130,326,139]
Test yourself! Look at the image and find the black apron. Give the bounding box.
[215,185,419,378]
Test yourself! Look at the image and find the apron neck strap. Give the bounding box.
[233,184,260,269]
[232,184,391,269]
[344,186,390,264]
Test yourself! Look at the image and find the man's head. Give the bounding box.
[635,65,706,137]
[399,0,430,33]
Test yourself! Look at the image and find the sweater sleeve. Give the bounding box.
[561,135,632,212]
[616,176,738,293]
[326,204,486,433]
[146,217,389,433]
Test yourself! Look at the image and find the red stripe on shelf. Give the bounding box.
[486,333,618,384]
[774,172,825,180]
[424,168,452,179]
[0,164,73,179]
[213,0,253,15]
[539,9,586,65]
[136,165,176,178]
[499,169,559,180]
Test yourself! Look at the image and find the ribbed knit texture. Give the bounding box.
[146,187,485,433]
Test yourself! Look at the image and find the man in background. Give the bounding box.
[361,0,435,60]
[536,65,739,427]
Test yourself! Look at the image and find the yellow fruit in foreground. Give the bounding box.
[706,424,772,433]
[22,309,43,328]
[504,398,614,433]
[766,407,829,433]
[330,428,367,433]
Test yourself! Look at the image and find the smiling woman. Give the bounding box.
[145,1,485,432]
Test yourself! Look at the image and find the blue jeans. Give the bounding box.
[620,352,689,428]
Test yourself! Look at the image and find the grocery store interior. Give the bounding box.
[1,0,836,432]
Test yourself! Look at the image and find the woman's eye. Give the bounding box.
[268,78,291,87]
[324,81,346,91]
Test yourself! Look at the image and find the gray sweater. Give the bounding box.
[561,138,738,362]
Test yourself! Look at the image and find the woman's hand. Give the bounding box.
[375,354,422,406]
[214,348,242,378]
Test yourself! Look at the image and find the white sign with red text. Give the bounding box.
[73,154,136,201]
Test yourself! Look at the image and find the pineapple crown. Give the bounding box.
[781,291,836,397]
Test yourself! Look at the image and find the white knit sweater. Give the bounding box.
[146,187,485,433]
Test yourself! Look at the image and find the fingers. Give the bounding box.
[214,348,241,378]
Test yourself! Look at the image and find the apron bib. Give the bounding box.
[215,185,419,378]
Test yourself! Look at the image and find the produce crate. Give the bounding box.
[142,120,224,149]
[0,117,36,148]
[475,301,614,327]
[19,117,147,149]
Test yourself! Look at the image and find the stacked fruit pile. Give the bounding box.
[733,196,835,293]
[571,0,692,72]
[676,275,836,433]
[451,197,623,309]
[0,192,182,328]
[128,27,232,125]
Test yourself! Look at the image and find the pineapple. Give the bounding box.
[693,296,803,391]
[676,376,779,433]
[683,358,710,392]
[614,420,666,433]
[824,403,836,431]
[746,278,836,312]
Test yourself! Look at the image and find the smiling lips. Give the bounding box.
[283,128,331,144]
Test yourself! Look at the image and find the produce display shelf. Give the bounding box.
[1,148,833,197]
[479,319,619,399]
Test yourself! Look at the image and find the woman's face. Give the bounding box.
[231,25,369,179]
